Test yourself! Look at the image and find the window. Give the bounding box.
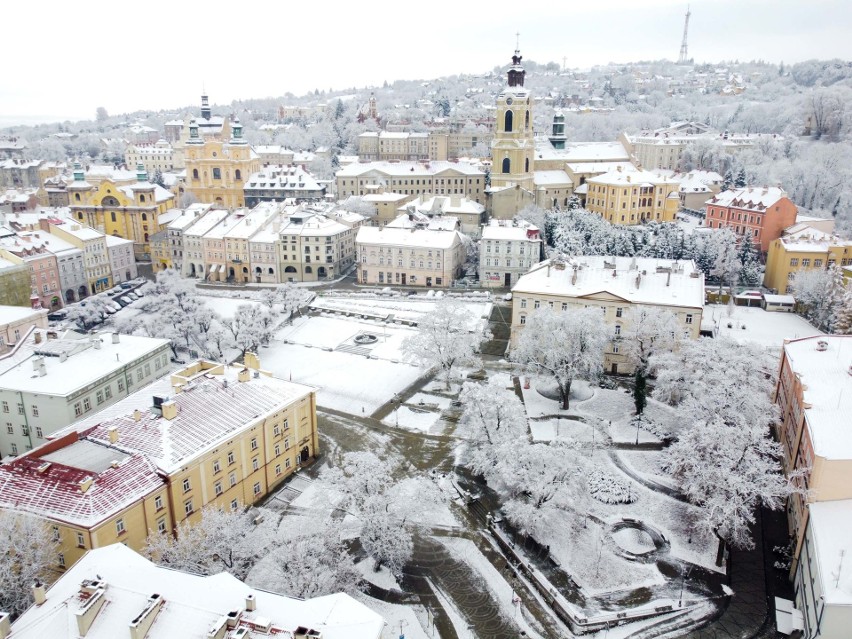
[16,403,23,415]
[83,398,91,412]
[561,303,568,311]
[612,344,620,354]
[5,425,11,435]
[96,390,104,405]
[275,464,282,476]
[273,424,280,436]
[104,385,112,399]
[214,480,223,496]
[253,482,262,496]
[58,553,65,568]
[1,401,7,413]
[157,518,167,534]
[274,443,281,456]
[814,259,823,267]
[227,451,235,465]
[52,525,60,541]
[250,437,258,451]
[31,404,39,417]
[614,325,621,336]
[77,532,85,548]
[116,518,126,535]
[213,459,221,474]
[182,478,191,493]
[534,300,540,309]
[118,378,125,392]
[184,499,193,516]
[789,258,799,266]
[615,307,623,318]
[74,402,82,417]
[155,495,163,511]
[802,258,811,267]
[213,167,222,180]
[231,499,238,511]
[284,438,290,450]
[519,315,526,325]
[685,314,693,325]
[22,426,28,436]
[252,457,259,471]
[36,427,43,438]
[10,443,17,455]
[229,472,237,488]
[501,157,511,174]
[504,110,513,133]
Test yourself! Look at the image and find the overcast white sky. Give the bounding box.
[2,0,850,126]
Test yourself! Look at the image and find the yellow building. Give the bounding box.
[585,167,679,224]
[490,49,535,192]
[149,230,172,272]
[510,257,704,374]
[43,220,112,295]
[763,226,852,294]
[184,119,260,209]
[66,163,175,260]
[0,359,318,571]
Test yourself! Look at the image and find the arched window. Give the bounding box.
[504,110,513,133]
[212,168,221,180]
[305,266,313,274]
[502,158,511,174]
[141,213,147,221]
[74,193,81,202]
[192,169,199,179]
[524,158,529,173]
[525,111,530,129]
[77,212,84,220]
[139,194,145,203]
[144,233,149,242]
[235,169,242,180]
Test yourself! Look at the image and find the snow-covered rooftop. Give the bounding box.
[807,500,852,605]
[336,160,485,178]
[184,209,230,238]
[357,224,462,249]
[0,305,45,325]
[0,330,169,396]
[778,227,852,253]
[482,219,541,242]
[10,543,385,639]
[513,256,704,309]
[707,187,788,210]
[783,335,852,460]
[536,140,630,163]
[588,168,678,187]
[533,170,572,186]
[54,362,315,475]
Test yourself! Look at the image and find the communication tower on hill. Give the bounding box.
[678,5,691,64]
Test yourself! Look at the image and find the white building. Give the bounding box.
[480,219,542,288]
[182,208,229,278]
[42,233,87,305]
[0,328,171,458]
[336,160,487,204]
[356,217,466,287]
[399,195,486,238]
[124,140,175,174]
[105,235,137,284]
[244,165,326,207]
[792,500,852,638]
[6,543,384,639]
[278,211,361,282]
[510,256,705,374]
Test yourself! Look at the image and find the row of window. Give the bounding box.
[516,300,693,324]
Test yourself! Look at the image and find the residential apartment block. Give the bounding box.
[0,328,171,458]
[8,544,383,639]
[356,217,466,287]
[0,359,318,570]
[124,140,176,174]
[619,121,780,171]
[0,306,47,354]
[585,168,680,225]
[336,161,487,205]
[763,226,852,294]
[0,229,62,310]
[705,187,797,252]
[510,257,704,374]
[244,164,326,207]
[480,219,542,288]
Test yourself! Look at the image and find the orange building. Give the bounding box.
[704,187,797,252]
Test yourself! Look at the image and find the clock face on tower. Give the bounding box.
[506,97,513,105]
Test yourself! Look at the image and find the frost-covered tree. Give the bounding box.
[265,518,361,598]
[735,167,747,188]
[65,296,111,330]
[832,286,852,334]
[793,266,847,332]
[621,307,683,377]
[324,452,413,577]
[664,413,790,563]
[459,378,528,473]
[0,511,58,618]
[224,304,278,357]
[511,307,608,409]
[144,506,270,580]
[737,234,762,286]
[711,228,741,294]
[402,298,482,389]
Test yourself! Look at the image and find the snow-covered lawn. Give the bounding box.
[355,558,400,591]
[617,450,677,490]
[381,405,443,433]
[312,295,492,332]
[198,294,261,320]
[704,304,821,353]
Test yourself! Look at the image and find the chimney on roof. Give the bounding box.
[108,426,118,444]
[133,409,142,422]
[34,331,42,344]
[0,612,10,639]
[32,580,47,606]
[238,367,250,383]
[129,594,163,639]
[245,594,257,612]
[112,333,120,344]
[79,477,94,493]
[92,338,101,350]
[59,351,68,363]
[666,270,671,287]
[161,400,178,421]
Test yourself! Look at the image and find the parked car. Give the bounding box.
[47,310,68,321]
[127,292,139,300]
[120,282,134,289]
[117,296,133,307]
[108,286,123,296]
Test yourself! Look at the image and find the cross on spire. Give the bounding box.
[515,31,520,53]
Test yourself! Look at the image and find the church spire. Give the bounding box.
[201,93,211,120]
[507,37,525,88]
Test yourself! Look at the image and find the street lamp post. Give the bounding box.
[678,564,693,608]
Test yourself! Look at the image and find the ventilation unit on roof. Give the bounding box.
[816,340,828,352]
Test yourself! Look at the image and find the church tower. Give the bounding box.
[490,47,535,192]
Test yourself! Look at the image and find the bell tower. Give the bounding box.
[490,42,534,191]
